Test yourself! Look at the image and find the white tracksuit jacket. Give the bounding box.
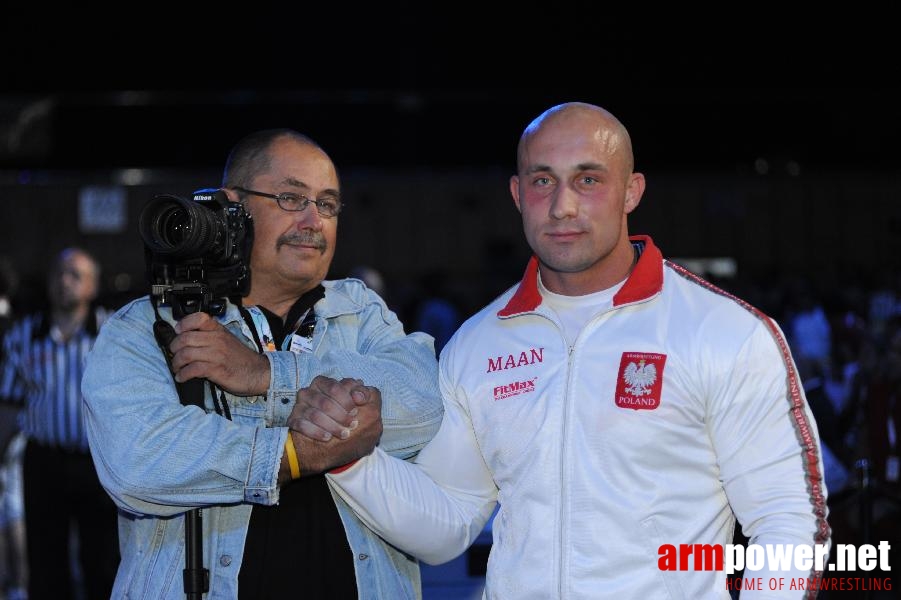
[329,235,830,599]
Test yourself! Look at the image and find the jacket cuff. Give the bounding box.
[329,459,360,474]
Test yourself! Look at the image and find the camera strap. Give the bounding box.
[243,306,317,355]
[242,306,278,352]
[239,284,324,356]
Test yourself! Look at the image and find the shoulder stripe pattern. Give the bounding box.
[666,260,830,596]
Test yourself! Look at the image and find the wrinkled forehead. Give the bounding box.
[519,109,629,171]
[263,138,339,188]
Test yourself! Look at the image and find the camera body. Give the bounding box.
[139,188,253,319]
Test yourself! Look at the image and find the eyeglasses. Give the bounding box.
[232,186,342,218]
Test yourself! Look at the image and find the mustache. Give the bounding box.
[277,231,327,252]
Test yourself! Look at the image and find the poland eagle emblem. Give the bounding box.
[623,359,656,395]
[615,352,667,410]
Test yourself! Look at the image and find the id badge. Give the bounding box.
[289,333,314,354]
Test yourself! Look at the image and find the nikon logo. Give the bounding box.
[194,195,214,200]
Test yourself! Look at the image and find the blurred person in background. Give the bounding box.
[0,256,26,600]
[413,268,463,357]
[0,248,118,600]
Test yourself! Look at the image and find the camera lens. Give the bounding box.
[139,195,220,260]
[157,206,191,245]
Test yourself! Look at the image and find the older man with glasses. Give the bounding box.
[82,129,444,600]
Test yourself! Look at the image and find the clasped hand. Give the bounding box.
[167,313,383,473]
[287,375,383,474]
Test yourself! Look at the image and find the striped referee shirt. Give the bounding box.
[0,307,107,452]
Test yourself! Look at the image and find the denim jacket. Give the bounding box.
[82,278,444,599]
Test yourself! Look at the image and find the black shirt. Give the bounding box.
[238,287,358,599]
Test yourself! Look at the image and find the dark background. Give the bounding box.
[1,12,899,317]
[4,86,900,173]
[3,10,899,174]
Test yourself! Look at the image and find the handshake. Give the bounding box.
[282,375,384,480]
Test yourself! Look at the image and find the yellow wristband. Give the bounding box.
[284,435,301,479]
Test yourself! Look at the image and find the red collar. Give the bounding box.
[497,234,663,317]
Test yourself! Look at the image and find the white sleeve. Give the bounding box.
[327,365,497,565]
[712,320,831,594]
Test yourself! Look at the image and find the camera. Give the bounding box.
[139,188,253,318]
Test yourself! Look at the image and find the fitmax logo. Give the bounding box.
[493,378,537,401]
